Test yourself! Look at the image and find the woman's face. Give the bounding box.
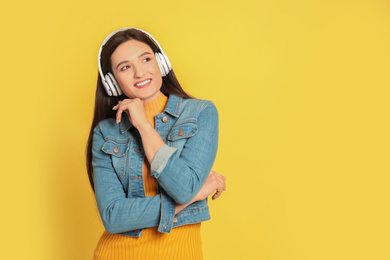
[110,39,163,103]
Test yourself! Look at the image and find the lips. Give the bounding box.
[134,79,152,88]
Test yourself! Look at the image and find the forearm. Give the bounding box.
[151,103,219,204]
[157,158,211,204]
[94,162,163,233]
[95,177,177,234]
[137,122,165,164]
[97,194,161,234]
[175,196,198,215]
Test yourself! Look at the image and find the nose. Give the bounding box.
[133,65,145,78]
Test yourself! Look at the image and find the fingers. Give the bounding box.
[116,103,125,124]
[111,98,148,127]
[195,170,227,201]
[112,101,122,110]
[213,171,227,191]
[212,190,222,200]
[112,99,137,124]
[210,170,227,200]
[112,101,123,123]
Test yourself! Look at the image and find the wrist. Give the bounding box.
[136,121,154,133]
[193,194,200,202]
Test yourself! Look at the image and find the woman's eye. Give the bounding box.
[143,57,151,62]
[121,65,130,71]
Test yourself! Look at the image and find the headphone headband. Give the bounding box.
[97,27,172,96]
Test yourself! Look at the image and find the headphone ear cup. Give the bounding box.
[161,53,171,72]
[155,52,171,77]
[102,74,114,96]
[105,73,122,96]
[155,52,166,76]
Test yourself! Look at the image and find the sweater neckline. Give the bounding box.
[144,92,168,117]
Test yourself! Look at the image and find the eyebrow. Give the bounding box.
[115,52,153,69]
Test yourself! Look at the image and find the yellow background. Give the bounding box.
[1,0,389,259]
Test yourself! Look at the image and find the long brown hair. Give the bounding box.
[86,28,193,192]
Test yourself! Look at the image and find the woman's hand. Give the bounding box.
[175,170,226,215]
[112,98,150,130]
[196,170,227,201]
[113,98,164,164]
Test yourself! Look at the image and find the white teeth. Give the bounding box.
[135,79,151,86]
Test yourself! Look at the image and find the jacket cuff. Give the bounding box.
[158,189,176,233]
[151,144,177,178]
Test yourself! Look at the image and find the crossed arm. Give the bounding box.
[93,98,226,234]
[113,98,226,205]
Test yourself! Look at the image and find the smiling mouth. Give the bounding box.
[135,79,151,87]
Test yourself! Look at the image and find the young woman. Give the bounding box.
[86,28,226,259]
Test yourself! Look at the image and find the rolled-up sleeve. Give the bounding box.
[150,145,177,177]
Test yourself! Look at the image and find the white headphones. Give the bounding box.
[98,27,172,96]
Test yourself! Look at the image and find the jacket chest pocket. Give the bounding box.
[167,120,197,153]
[101,139,130,180]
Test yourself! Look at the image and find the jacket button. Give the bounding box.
[162,117,168,123]
[113,145,119,153]
[178,127,184,136]
[174,218,178,223]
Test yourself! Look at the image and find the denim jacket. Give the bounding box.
[92,94,219,237]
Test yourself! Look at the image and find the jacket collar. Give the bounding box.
[163,94,181,118]
[120,94,182,134]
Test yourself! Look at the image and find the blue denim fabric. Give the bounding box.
[92,94,218,237]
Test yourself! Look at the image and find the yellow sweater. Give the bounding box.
[93,93,203,260]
